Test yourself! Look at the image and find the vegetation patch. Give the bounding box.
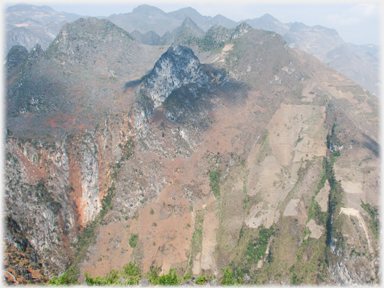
[209,170,221,199]
[361,200,379,238]
[84,262,141,285]
[147,266,180,285]
[187,209,205,273]
[129,234,139,248]
[220,267,241,285]
[48,268,78,285]
[246,224,275,263]
[195,275,207,285]
[307,198,327,226]
[289,236,328,284]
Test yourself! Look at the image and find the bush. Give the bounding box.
[49,269,78,285]
[147,266,161,284]
[156,268,180,285]
[122,262,142,285]
[195,275,207,285]
[246,224,275,262]
[129,234,138,248]
[183,272,192,281]
[220,267,236,285]
[83,262,141,285]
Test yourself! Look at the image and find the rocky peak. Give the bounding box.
[5,45,28,77]
[172,17,205,44]
[46,17,134,59]
[232,22,252,39]
[180,16,204,33]
[144,45,208,108]
[27,44,44,64]
[205,24,232,42]
[58,17,132,41]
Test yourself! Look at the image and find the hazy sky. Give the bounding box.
[4,0,382,45]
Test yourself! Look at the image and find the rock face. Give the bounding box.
[78,133,101,223]
[144,45,209,108]
[4,137,75,277]
[4,16,380,286]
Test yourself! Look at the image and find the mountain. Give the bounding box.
[4,3,83,53]
[244,16,380,96]
[172,17,205,44]
[107,4,236,36]
[5,4,379,96]
[283,23,380,96]
[131,17,205,47]
[4,15,379,286]
[244,13,289,36]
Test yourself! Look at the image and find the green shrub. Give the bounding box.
[195,275,207,285]
[147,266,161,284]
[220,268,236,285]
[122,262,142,285]
[129,234,138,248]
[183,272,192,281]
[49,269,78,285]
[246,224,275,262]
[156,268,180,285]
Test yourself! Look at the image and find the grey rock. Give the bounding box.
[145,45,209,108]
[138,278,150,286]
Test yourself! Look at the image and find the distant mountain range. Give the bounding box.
[4,3,380,96]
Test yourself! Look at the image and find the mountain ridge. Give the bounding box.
[5,3,379,95]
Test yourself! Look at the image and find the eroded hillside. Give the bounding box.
[4,18,380,285]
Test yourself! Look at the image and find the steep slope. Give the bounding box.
[4,17,165,278]
[6,17,165,137]
[4,19,379,286]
